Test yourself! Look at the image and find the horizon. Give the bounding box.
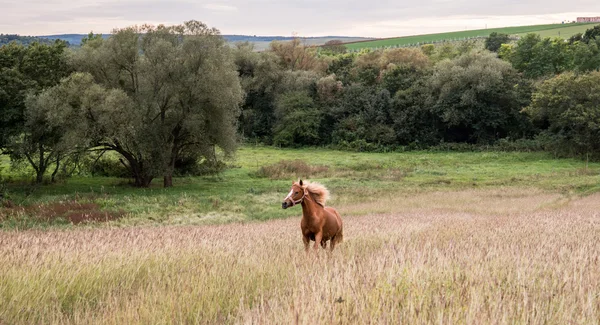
[1,0,599,38]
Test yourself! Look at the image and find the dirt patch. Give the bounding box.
[1,200,124,225]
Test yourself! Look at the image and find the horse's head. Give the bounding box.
[282,180,306,209]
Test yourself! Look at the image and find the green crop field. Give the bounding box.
[344,23,598,50]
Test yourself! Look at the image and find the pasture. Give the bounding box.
[343,23,597,50]
[1,147,600,323]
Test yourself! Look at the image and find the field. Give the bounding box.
[2,146,600,229]
[344,23,598,50]
[2,147,600,323]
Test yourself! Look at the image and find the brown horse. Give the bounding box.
[282,180,343,251]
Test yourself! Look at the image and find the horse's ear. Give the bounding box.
[299,179,303,186]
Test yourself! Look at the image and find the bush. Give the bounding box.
[255,160,329,179]
[525,71,600,160]
[81,156,130,178]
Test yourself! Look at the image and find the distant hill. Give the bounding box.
[35,34,372,49]
[0,34,61,46]
[343,23,599,50]
[38,34,110,45]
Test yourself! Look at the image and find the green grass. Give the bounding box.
[1,146,600,229]
[344,23,598,50]
[517,23,595,39]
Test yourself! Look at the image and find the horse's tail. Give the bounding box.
[335,210,343,243]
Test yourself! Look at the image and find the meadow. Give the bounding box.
[1,147,600,324]
[343,23,597,50]
[2,146,600,229]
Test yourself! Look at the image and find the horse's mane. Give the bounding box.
[302,181,330,206]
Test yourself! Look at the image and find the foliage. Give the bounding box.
[321,40,347,54]
[273,91,323,147]
[69,20,243,187]
[0,34,58,46]
[0,41,69,151]
[428,51,532,143]
[582,24,600,43]
[484,32,511,52]
[525,71,600,159]
[269,38,325,72]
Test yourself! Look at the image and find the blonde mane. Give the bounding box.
[302,181,330,206]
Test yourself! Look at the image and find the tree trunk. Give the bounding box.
[34,143,47,184]
[134,174,153,187]
[163,175,173,188]
[36,170,44,184]
[115,148,153,188]
[51,155,60,183]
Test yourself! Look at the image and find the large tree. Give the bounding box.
[70,21,243,187]
[428,51,532,143]
[484,32,511,52]
[0,40,69,151]
[525,71,600,159]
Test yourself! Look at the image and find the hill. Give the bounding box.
[0,34,61,46]
[35,34,372,49]
[344,23,598,50]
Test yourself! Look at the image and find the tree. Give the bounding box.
[510,34,573,78]
[0,40,69,162]
[273,91,323,147]
[572,38,600,72]
[269,37,325,72]
[582,25,600,44]
[70,21,243,187]
[0,41,69,146]
[428,51,532,143]
[527,37,573,78]
[525,72,600,159]
[391,78,442,146]
[484,32,511,52]
[322,40,347,54]
[510,33,540,74]
[8,76,99,183]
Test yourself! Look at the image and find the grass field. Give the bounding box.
[1,146,600,229]
[344,23,598,50]
[2,147,600,323]
[1,189,600,323]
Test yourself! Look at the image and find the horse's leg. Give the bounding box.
[313,232,323,251]
[330,236,336,251]
[320,240,327,249]
[302,235,310,252]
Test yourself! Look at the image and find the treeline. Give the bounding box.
[0,34,61,46]
[236,26,600,156]
[1,21,600,187]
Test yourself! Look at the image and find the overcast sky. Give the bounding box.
[2,0,599,37]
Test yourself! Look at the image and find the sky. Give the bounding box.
[1,0,600,38]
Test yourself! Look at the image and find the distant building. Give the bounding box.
[577,17,600,23]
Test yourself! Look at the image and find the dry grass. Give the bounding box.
[1,189,600,324]
[255,159,330,180]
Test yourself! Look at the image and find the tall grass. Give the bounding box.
[1,188,599,324]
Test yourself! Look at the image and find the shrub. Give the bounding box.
[255,160,329,179]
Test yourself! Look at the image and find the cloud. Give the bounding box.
[203,3,238,11]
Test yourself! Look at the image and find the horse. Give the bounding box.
[282,180,343,251]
